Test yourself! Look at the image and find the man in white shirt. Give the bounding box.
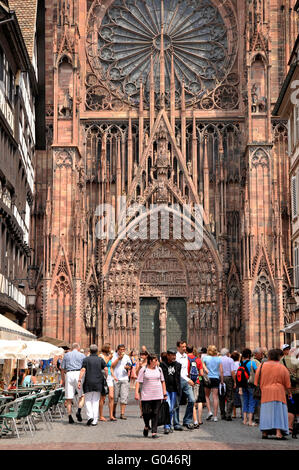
[111,344,132,419]
[175,341,195,430]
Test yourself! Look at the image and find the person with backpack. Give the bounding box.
[186,346,207,427]
[236,348,258,426]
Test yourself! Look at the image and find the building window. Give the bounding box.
[292,174,298,218]
[294,245,299,292]
[8,68,14,103]
[0,46,3,82]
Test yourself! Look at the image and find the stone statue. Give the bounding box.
[85,304,92,329]
[159,296,167,329]
[115,305,121,328]
[188,309,195,329]
[120,305,126,328]
[132,310,138,329]
[59,88,73,117]
[212,305,217,329]
[126,306,132,329]
[199,307,206,328]
[107,303,114,328]
[194,310,200,330]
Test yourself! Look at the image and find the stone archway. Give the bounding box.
[103,230,222,351]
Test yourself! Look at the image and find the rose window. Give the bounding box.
[86,0,237,108]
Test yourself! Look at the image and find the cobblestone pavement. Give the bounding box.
[0,390,299,450]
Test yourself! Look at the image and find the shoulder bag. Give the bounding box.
[253,362,263,400]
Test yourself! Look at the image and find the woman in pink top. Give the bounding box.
[135,354,167,438]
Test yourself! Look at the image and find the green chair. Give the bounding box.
[0,396,36,438]
[50,388,64,419]
[31,393,56,430]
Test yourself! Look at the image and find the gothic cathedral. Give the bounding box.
[32,0,295,352]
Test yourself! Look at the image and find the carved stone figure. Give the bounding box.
[127,305,133,329]
[120,304,126,328]
[200,307,206,328]
[194,310,200,330]
[132,310,138,329]
[115,304,121,328]
[59,88,73,117]
[188,309,196,329]
[159,296,167,329]
[85,305,92,329]
[107,302,114,328]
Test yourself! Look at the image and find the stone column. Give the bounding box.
[159,296,168,353]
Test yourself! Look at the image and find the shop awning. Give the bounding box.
[0,314,36,340]
[37,336,70,349]
[280,320,299,334]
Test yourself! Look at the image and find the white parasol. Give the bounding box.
[21,341,64,360]
[0,339,28,359]
[0,339,64,360]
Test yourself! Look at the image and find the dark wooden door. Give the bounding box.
[139,298,160,354]
[166,298,187,351]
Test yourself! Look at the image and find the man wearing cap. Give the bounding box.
[282,344,291,357]
[160,348,182,434]
[61,342,86,424]
[219,348,236,421]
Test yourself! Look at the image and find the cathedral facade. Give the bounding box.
[31,0,296,352]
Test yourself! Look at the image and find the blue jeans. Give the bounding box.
[175,379,195,425]
[242,386,257,414]
[164,392,178,429]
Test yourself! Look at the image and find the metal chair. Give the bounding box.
[31,392,56,430]
[50,388,65,419]
[0,396,36,438]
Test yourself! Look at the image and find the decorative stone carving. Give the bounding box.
[120,304,126,329]
[107,302,114,329]
[59,89,73,117]
[132,310,138,329]
[251,83,267,113]
[85,305,92,329]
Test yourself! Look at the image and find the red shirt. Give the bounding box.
[187,354,203,384]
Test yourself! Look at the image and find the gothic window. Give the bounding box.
[252,271,276,349]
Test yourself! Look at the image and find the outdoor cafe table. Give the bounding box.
[0,383,59,398]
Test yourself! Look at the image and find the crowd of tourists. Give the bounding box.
[59,341,299,440]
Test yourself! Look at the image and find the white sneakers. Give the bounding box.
[206,412,218,422]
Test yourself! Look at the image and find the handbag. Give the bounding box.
[202,373,211,387]
[157,400,170,427]
[102,377,109,395]
[248,361,256,385]
[253,363,263,400]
